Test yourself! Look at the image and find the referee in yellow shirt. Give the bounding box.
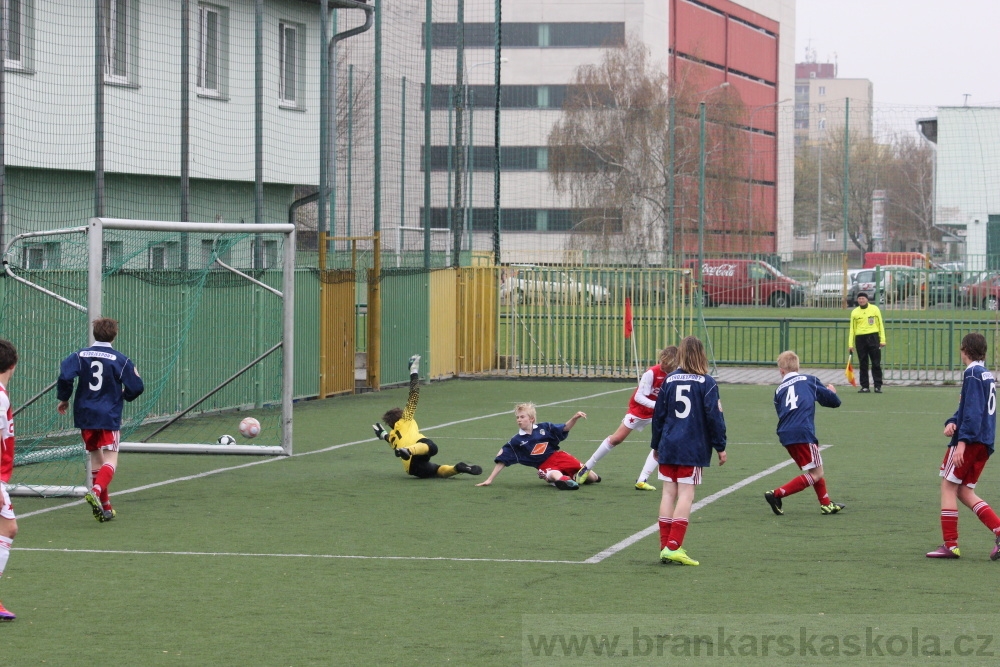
[848,292,886,393]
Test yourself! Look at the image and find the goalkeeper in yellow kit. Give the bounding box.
[372,355,482,479]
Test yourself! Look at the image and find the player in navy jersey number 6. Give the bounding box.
[764,350,844,517]
[57,318,144,523]
[650,336,726,566]
[927,332,1000,560]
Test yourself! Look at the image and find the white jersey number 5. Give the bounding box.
[89,360,104,392]
[675,385,692,419]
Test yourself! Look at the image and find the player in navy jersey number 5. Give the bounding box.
[57,318,144,523]
[650,336,726,566]
[927,332,1000,560]
[764,350,844,517]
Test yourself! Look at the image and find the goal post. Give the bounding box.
[91,218,295,457]
[1,219,296,496]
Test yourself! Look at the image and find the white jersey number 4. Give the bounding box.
[784,385,799,411]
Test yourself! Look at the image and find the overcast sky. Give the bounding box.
[794,0,1000,109]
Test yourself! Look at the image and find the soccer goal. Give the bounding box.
[1,218,295,497]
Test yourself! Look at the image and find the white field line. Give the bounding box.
[15,547,582,565]
[583,445,832,564]
[16,387,632,520]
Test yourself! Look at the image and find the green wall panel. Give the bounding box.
[379,270,430,386]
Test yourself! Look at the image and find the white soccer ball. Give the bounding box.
[218,434,236,446]
[239,417,261,439]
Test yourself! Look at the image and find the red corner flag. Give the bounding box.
[624,298,634,339]
[845,353,857,387]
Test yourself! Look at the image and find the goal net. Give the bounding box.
[1,219,295,497]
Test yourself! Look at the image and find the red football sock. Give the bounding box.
[813,478,831,505]
[658,517,673,549]
[94,463,116,495]
[665,518,688,551]
[972,501,1000,534]
[941,509,959,548]
[775,474,813,498]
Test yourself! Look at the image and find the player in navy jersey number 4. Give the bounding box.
[651,336,726,566]
[476,403,597,489]
[57,318,144,523]
[764,351,844,517]
[927,332,1000,560]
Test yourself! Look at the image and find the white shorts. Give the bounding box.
[622,413,652,432]
[0,481,13,520]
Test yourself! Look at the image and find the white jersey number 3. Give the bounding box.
[89,360,104,392]
[675,385,692,419]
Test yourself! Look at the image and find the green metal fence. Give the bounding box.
[703,316,1000,379]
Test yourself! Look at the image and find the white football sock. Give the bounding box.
[584,438,615,470]
[637,449,658,483]
[0,535,11,577]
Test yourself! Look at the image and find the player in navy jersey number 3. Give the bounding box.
[764,351,844,517]
[651,336,726,566]
[57,318,144,523]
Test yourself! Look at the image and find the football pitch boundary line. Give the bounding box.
[16,386,633,521]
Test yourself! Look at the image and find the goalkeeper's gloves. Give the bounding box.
[372,423,388,441]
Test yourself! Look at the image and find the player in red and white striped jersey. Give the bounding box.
[575,347,677,489]
[0,339,19,621]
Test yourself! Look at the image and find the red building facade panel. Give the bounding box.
[670,0,780,256]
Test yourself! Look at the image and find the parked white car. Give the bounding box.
[810,270,860,305]
[499,268,609,305]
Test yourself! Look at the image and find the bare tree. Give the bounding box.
[883,134,936,252]
[548,38,748,266]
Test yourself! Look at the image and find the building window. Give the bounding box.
[827,230,837,241]
[427,84,571,109]
[279,21,302,107]
[426,22,624,49]
[420,208,623,233]
[200,239,231,268]
[818,103,825,112]
[102,241,123,268]
[253,239,279,268]
[148,242,180,270]
[818,118,826,130]
[4,0,33,71]
[103,0,130,83]
[197,4,228,97]
[23,242,60,269]
[818,86,826,96]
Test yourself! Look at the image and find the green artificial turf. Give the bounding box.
[2,379,996,665]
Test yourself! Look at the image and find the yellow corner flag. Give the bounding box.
[845,353,857,387]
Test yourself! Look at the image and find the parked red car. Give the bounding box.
[959,272,1000,310]
[683,259,806,308]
